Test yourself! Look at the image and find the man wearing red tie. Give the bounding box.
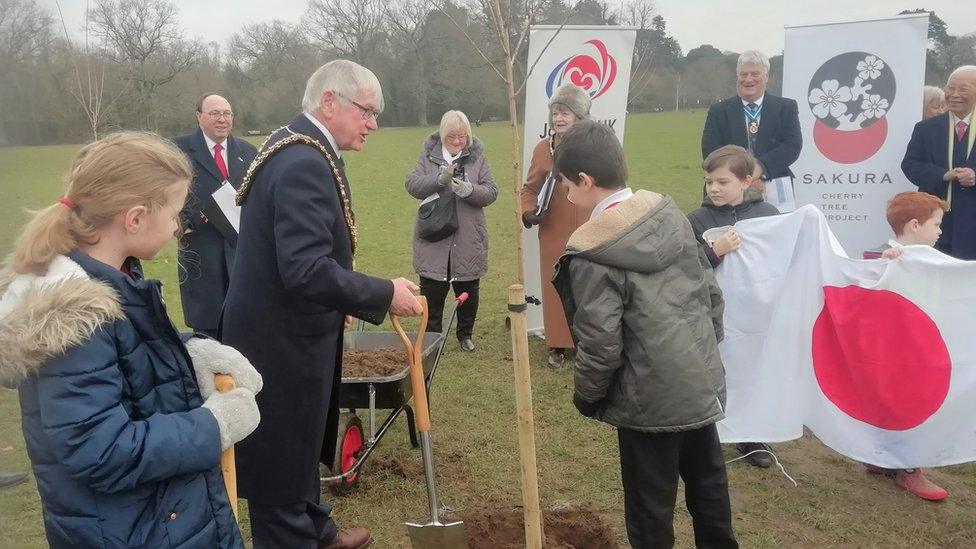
[174,93,258,337]
[902,66,976,259]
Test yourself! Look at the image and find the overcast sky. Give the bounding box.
[42,0,976,56]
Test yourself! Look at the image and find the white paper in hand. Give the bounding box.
[211,181,241,233]
[764,176,795,213]
[534,172,556,216]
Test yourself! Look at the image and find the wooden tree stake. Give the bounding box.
[508,284,543,548]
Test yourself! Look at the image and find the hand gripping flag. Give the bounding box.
[715,205,976,469]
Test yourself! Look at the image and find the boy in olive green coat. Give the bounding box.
[552,121,737,549]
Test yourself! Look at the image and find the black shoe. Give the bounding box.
[0,472,28,489]
[736,442,774,468]
[459,338,475,352]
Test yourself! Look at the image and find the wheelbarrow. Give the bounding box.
[321,294,467,494]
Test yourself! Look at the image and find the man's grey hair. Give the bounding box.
[948,65,976,84]
[737,50,770,74]
[302,59,384,114]
[923,85,945,104]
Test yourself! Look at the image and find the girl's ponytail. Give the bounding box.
[8,132,192,275]
[11,202,81,274]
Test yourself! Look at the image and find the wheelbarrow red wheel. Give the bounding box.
[330,412,365,495]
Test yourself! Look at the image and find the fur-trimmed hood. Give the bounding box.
[564,190,682,274]
[0,255,123,387]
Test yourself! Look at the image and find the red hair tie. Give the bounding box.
[59,197,77,210]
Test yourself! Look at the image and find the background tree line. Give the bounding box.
[1,0,972,146]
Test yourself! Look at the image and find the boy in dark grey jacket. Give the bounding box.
[687,145,779,468]
[688,145,780,268]
[552,121,738,549]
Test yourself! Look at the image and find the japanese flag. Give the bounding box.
[715,206,976,468]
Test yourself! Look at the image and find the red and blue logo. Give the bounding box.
[545,39,617,99]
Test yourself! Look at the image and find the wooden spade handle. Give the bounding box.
[214,374,238,520]
[391,296,429,432]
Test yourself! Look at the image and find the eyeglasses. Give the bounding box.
[340,94,380,121]
[202,110,234,120]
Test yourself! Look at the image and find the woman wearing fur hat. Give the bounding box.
[519,83,592,367]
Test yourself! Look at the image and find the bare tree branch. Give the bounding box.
[514,3,576,95]
[430,0,506,82]
[306,0,384,63]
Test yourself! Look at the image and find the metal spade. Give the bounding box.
[392,297,468,549]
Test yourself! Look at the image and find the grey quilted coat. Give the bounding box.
[552,191,729,432]
[405,133,498,281]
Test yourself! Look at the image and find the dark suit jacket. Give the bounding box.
[701,94,803,180]
[220,114,393,504]
[902,112,976,258]
[174,129,257,332]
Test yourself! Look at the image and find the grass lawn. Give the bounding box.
[2,110,975,547]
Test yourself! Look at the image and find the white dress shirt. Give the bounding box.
[950,111,972,133]
[202,133,229,179]
[742,94,765,126]
[591,187,634,219]
[303,113,341,159]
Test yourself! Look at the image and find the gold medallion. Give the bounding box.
[748,121,759,134]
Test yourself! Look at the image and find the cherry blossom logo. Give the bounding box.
[808,52,896,164]
[545,39,617,100]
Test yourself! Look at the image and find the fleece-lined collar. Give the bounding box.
[0,254,124,387]
[565,190,686,274]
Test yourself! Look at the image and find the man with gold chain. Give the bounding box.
[222,60,423,549]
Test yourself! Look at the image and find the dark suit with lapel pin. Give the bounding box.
[174,128,257,335]
[701,94,803,180]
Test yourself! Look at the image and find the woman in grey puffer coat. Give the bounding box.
[405,110,498,351]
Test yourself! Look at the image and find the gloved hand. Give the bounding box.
[522,211,541,228]
[451,177,473,198]
[186,337,263,400]
[437,163,455,186]
[573,393,601,418]
[203,388,260,450]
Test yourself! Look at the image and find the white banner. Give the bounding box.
[521,25,636,335]
[783,14,928,256]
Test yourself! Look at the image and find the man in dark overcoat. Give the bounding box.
[902,65,976,259]
[221,60,423,549]
[701,50,802,195]
[174,93,257,337]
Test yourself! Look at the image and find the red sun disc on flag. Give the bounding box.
[812,286,951,430]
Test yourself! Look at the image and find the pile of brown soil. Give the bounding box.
[460,504,619,549]
[342,348,408,378]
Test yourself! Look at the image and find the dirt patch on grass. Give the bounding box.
[372,451,467,482]
[372,455,423,479]
[459,504,619,549]
[342,348,408,378]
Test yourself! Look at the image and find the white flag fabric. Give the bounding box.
[716,206,976,469]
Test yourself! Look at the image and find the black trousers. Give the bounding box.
[248,483,338,549]
[618,423,738,549]
[419,277,480,339]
